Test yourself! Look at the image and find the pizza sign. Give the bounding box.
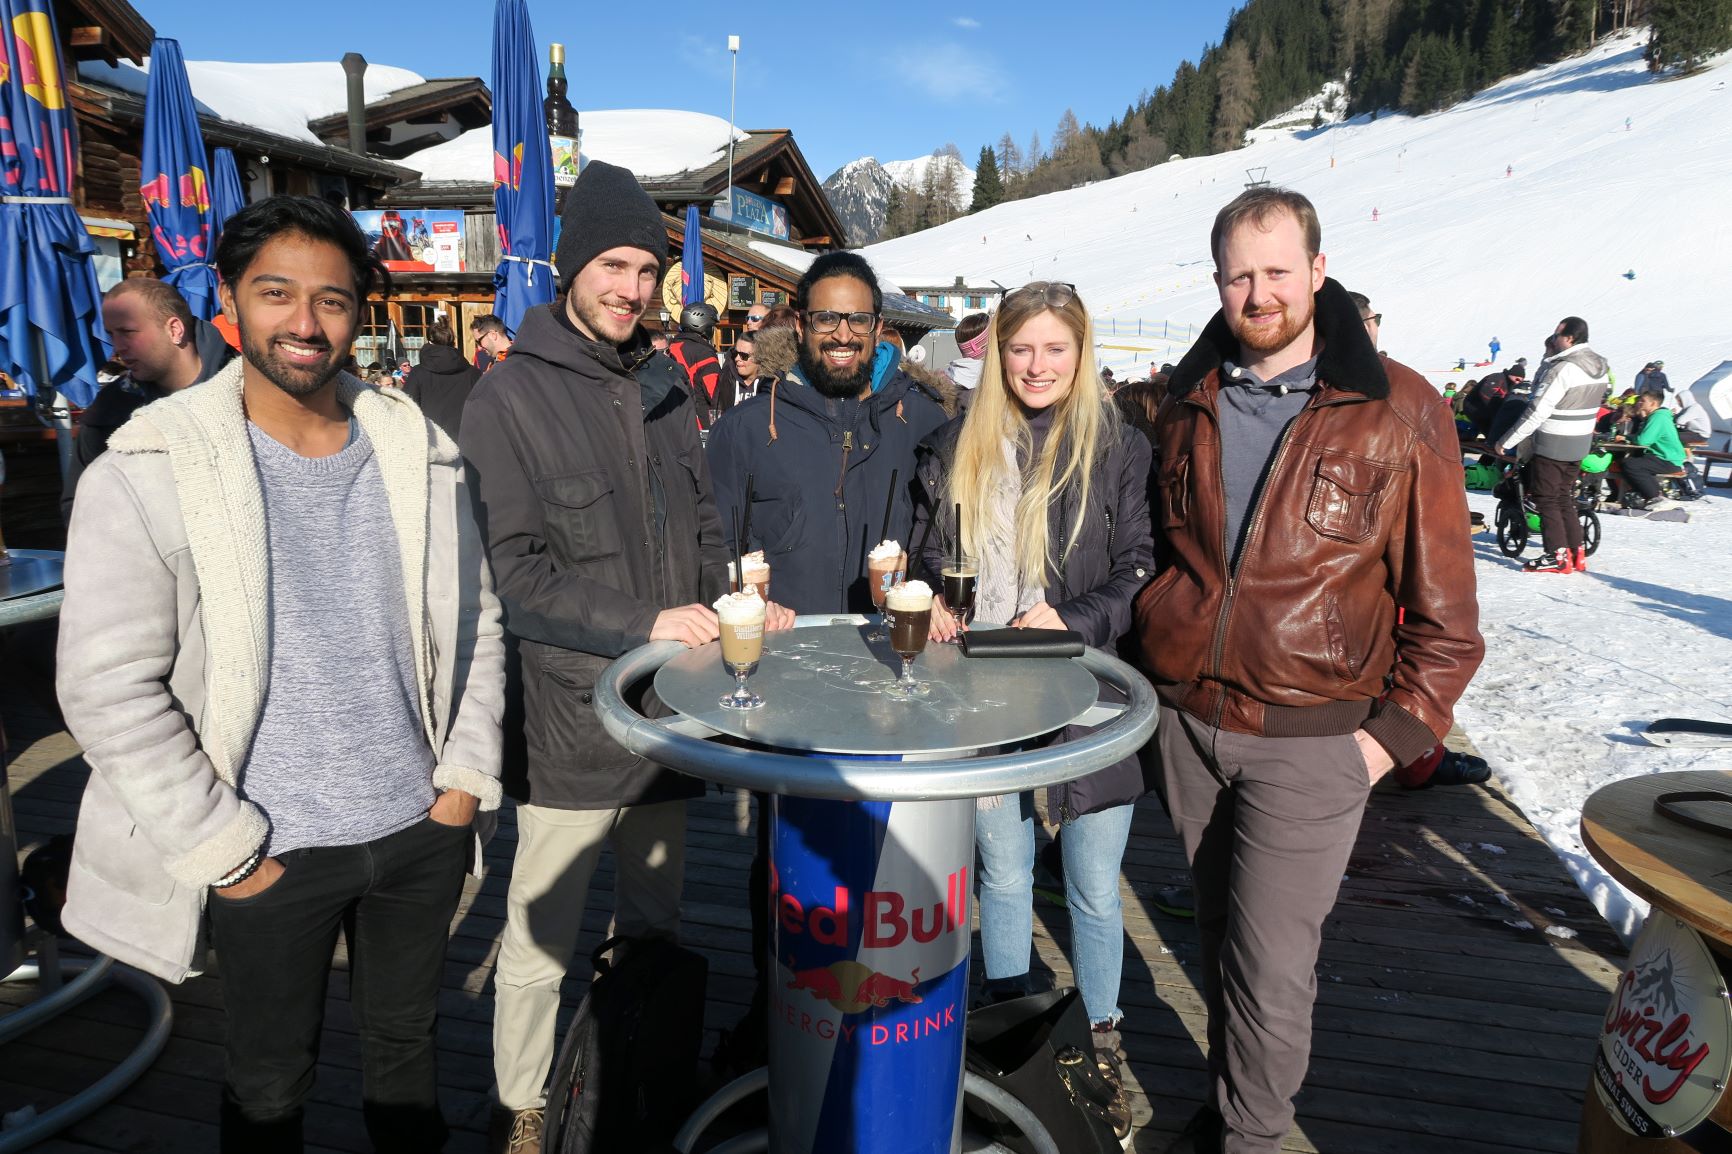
[1594,915,1732,1138]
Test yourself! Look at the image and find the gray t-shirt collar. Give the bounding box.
[1220,354,1321,394]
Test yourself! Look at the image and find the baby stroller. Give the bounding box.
[1491,459,1602,560]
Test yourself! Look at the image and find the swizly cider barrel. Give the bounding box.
[768,794,974,1154]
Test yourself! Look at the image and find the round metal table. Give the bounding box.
[596,618,1157,1154]
[0,549,64,629]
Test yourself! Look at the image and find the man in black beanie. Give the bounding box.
[462,160,791,1153]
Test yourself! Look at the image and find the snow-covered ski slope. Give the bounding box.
[862,31,1732,388]
[864,31,1732,942]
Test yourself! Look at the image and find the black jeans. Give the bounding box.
[208,815,469,1154]
[1621,453,1681,500]
[1526,455,1582,553]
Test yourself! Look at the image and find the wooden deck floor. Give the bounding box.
[0,689,1624,1153]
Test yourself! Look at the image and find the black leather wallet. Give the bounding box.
[958,628,1085,658]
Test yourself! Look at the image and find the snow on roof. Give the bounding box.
[406,110,748,183]
[78,58,427,145]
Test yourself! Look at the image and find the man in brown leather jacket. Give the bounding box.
[1135,188,1483,1154]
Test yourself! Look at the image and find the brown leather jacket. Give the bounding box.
[1133,279,1483,766]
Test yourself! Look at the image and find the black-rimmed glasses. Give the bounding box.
[1365,313,1382,326]
[803,310,880,335]
[1006,281,1077,308]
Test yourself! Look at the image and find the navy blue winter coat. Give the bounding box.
[707,358,956,615]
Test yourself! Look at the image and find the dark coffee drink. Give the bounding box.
[889,608,931,658]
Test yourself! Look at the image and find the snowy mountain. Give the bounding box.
[882,153,976,212]
[864,30,1732,393]
[822,151,978,246]
[821,157,896,248]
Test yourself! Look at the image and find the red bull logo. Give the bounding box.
[179,165,209,213]
[140,172,172,209]
[785,958,925,1015]
[772,866,970,950]
[493,141,523,191]
[12,10,67,112]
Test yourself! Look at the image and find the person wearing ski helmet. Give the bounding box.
[669,302,726,427]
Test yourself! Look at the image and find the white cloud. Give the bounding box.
[893,42,1006,103]
[953,16,980,29]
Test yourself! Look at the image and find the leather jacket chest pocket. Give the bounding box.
[534,470,623,564]
[1157,453,1190,529]
[1305,454,1391,543]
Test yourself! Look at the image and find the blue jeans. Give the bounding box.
[974,793,1135,1026]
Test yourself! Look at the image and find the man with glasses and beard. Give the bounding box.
[701,251,956,1078]
[55,196,507,1151]
[1134,187,1481,1153]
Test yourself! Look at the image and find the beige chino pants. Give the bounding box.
[491,799,686,1111]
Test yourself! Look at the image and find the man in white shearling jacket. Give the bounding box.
[56,196,505,1153]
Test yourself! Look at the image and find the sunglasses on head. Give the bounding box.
[803,310,880,335]
[1006,281,1078,308]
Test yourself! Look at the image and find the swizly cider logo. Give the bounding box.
[11,9,66,111]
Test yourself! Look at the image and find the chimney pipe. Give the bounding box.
[341,53,368,156]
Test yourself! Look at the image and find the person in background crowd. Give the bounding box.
[946,310,991,391]
[404,316,481,442]
[878,320,906,359]
[1633,359,1667,395]
[650,329,671,352]
[703,251,955,1080]
[1617,387,1691,510]
[62,278,237,522]
[459,161,791,1154]
[472,314,512,371]
[1136,188,1482,1154]
[914,281,1153,1144]
[668,302,726,428]
[1462,361,1523,440]
[1672,385,1712,446]
[1348,290,1381,350]
[743,305,769,330]
[723,331,771,406]
[57,195,506,1153]
[756,304,799,332]
[1495,317,1610,573]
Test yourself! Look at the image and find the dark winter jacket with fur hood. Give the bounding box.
[706,332,958,614]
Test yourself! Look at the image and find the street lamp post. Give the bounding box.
[726,34,739,222]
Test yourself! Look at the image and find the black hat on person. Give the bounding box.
[554,160,668,291]
[1506,363,1525,380]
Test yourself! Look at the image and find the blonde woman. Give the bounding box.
[911,281,1153,1143]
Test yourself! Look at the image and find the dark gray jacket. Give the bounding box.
[460,304,730,809]
[912,415,1155,817]
[404,343,481,443]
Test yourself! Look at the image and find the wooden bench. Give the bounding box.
[1695,447,1732,488]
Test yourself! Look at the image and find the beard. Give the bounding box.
[568,290,641,344]
[797,336,873,399]
[236,315,343,398]
[1228,294,1314,354]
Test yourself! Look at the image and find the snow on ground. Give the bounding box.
[406,111,747,183]
[1460,487,1732,942]
[78,59,426,146]
[862,31,1732,392]
[863,30,1732,939]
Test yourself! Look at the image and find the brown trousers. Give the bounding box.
[1155,705,1372,1154]
[1526,455,1583,553]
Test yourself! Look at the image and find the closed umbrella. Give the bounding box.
[140,38,218,320]
[489,0,555,335]
[208,146,246,254]
[681,203,704,307]
[0,0,108,405]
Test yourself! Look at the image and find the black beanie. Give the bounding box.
[555,160,668,290]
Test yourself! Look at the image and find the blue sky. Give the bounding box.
[125,1,1240,178]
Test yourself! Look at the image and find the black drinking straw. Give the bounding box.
[880,469,899,546]
[740,473,755,551]
[730,506,744,596]
[954,502,963,570]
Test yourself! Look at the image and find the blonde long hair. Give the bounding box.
[947,284,1116,590]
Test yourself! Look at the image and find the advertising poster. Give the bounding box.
[353,209,466,272]
[718,187,790,241]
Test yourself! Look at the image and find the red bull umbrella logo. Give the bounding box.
[11,10,66,111]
